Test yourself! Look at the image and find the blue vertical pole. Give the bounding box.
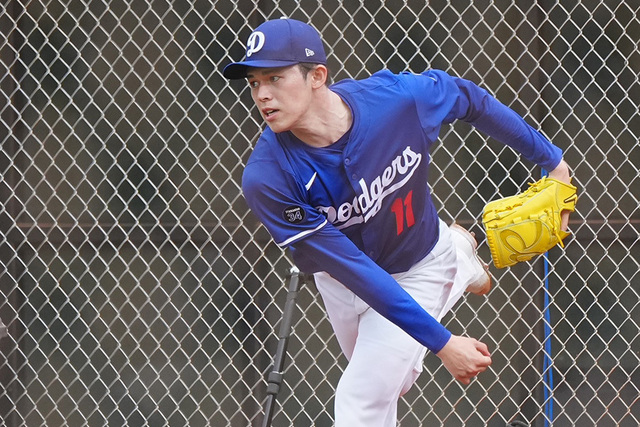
[543,256,554,426]
[542,169,554,426]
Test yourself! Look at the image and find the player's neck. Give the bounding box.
[291,89,352,148]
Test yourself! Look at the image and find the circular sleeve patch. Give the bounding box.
[282,205,305,224]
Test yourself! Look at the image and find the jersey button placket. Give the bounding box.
[344,157,358,181]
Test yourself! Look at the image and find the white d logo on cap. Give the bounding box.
[246,31,265,57]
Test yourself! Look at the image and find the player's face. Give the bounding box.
[246,65,314,133]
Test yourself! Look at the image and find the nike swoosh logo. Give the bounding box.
[305,172,317,190]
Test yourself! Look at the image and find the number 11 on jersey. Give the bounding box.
[390,190,415,235]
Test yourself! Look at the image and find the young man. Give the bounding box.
[223,18,572,426]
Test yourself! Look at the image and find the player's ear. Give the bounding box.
[311,65,328,88]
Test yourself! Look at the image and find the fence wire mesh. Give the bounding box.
[1,1,639,426]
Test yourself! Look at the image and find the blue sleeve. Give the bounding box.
[242,159,328,247]
[445,75,563,171]
[290,225,452,353]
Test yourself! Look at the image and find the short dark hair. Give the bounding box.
[297,63,331,85]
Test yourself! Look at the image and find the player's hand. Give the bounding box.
[548,159,573,231]
[436,335,492,385]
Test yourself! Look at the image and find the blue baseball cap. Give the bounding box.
[223,18,327,79]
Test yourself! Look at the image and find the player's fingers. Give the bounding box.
[474,340,492,358]
[475,363,489,374]
[458,370,482,384]
[457,376,471,385]
[463,364,489,383]
[479,356,492,369]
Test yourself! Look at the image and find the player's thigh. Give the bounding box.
[394,228,458,320]
[314,272,364,359]
[339,307,426,396]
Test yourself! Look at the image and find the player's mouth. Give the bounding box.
[262,108,279,120]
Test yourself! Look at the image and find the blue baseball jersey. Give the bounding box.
[242,69,563,352]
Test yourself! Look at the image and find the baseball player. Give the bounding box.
[223,18,572,426]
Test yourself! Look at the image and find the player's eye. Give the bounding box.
[270,76,280,82]
[248,80,258,88]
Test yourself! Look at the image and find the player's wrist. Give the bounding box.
[548,159,571,183]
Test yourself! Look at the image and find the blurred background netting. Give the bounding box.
[1,1,638,426]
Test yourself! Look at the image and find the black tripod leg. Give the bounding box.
[261,267,306,427]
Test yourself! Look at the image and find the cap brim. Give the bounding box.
[222,59,302,79]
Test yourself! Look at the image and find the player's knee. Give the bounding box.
[334,375,400,427]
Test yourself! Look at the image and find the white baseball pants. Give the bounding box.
[314,219,478,426]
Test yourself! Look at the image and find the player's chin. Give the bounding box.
[266,121,291,134]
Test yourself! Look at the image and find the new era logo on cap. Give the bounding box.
[222,18,327,79]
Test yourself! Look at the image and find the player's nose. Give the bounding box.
[256,83,273,101]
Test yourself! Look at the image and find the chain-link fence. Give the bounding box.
[1,1,638,426]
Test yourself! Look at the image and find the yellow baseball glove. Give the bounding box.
[482,177,578,268]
